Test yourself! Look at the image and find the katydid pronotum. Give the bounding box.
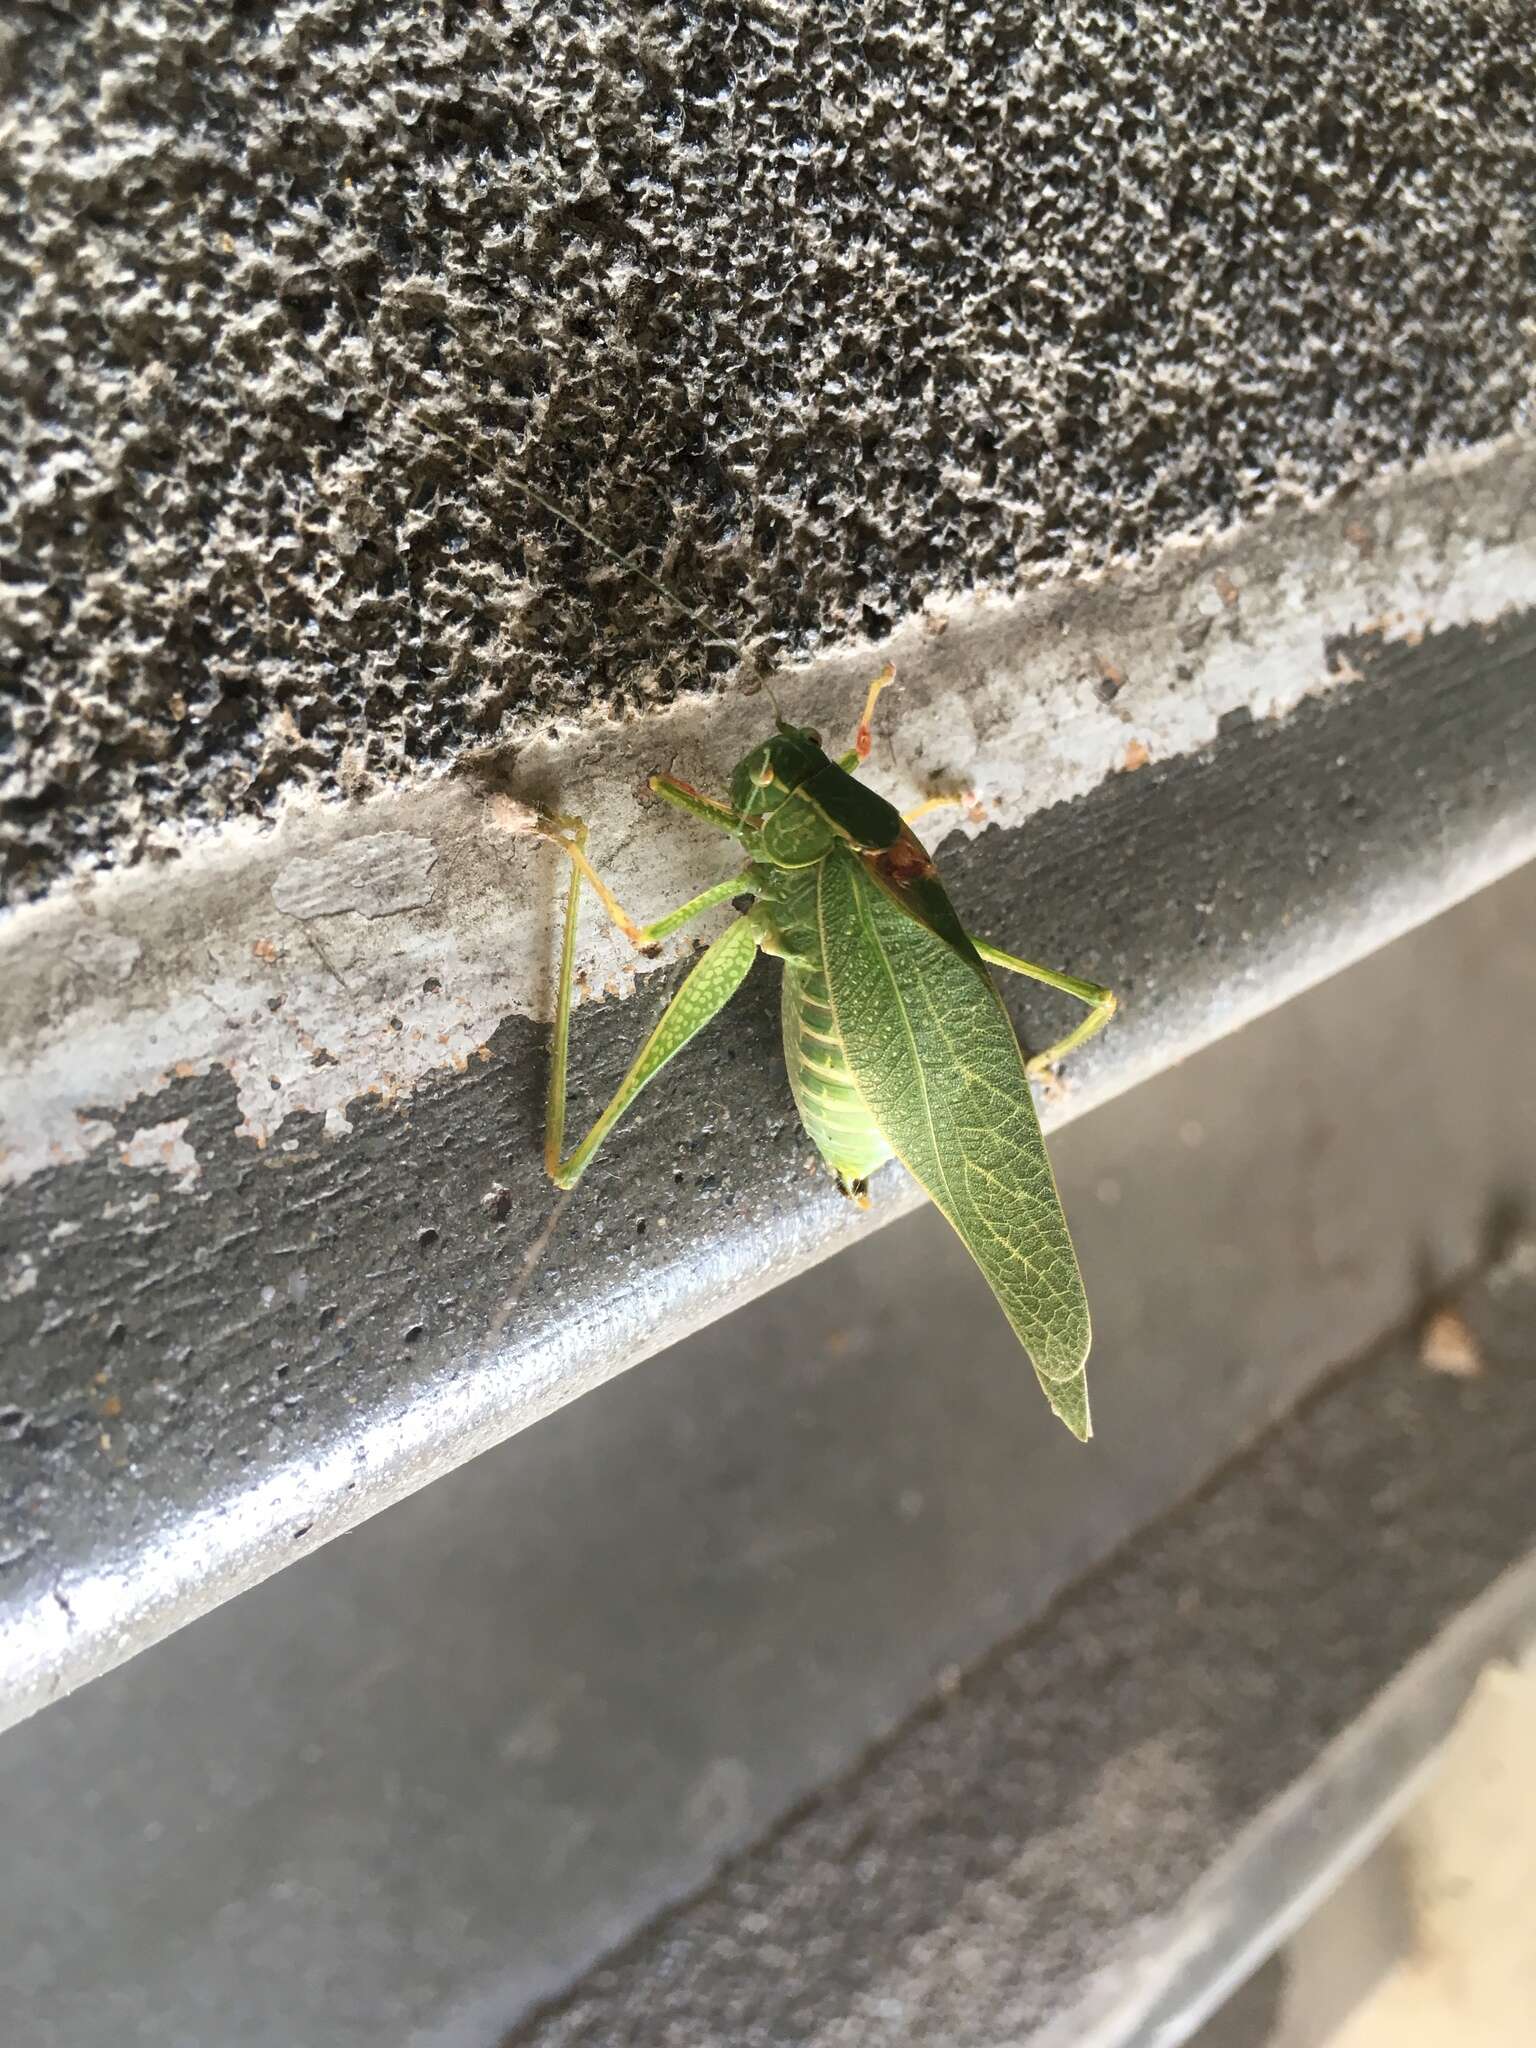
[515,664,1117,1440]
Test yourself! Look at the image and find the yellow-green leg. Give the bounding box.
[535,811,748,950]
[535,816,758,1186]
[969,935,1118,1077]
[835,663,897,771]
[903,791,985,828]
[647,772,741,833]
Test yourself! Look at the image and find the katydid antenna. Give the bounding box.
[411,415,787,721]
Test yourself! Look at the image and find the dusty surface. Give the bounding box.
[497,1243,1536,2048]
[1252,1648,1536,2048]
[4,2,1535,895]
[1311,1663,1536,2048]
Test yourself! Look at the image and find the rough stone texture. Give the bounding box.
[3,1,1534,896]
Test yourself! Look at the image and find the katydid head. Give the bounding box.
[729,725,839,866]
[729,727,827,808]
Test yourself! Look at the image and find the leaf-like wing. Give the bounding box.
[817,848,1092,1437]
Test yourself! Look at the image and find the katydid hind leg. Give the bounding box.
[538,818,760,1184]
[545,909,760,1187]
[968,934,1118,1076]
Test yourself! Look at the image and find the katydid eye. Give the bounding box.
[805,730,821,746]
[752,761,775,787]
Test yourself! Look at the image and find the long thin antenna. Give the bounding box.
[413,414,741,659]
[511,475,729,645]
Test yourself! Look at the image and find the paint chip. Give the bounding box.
[118,1118,202,1192]
[2,1252,39,1299]
[1419,1306,1484,1378]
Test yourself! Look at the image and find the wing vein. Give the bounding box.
[819,856,960,1220]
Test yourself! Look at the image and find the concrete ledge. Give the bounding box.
[1,563,1533,1731]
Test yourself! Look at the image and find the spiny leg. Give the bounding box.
[902,791,983,828]
[547,912,760,1186]
[968,935,1118,1077]
[835,662,897,771]
[832,665,983,826]
[837,668,984,829]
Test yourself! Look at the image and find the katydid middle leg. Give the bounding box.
[903,791,984,828]
[539,827,759,1186]
[969,935,1118,1077]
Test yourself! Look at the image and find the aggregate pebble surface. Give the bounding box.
[3,2,1534,895]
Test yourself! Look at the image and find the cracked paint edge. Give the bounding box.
[1,433,1534,1192]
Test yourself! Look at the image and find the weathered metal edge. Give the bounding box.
[1,603,1534,1737]
[1080,1550,1536,2048]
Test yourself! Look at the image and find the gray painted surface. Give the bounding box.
[2,866,1534,2047]
[5,2,1535,893]
[2,615,1534,1731]
[507,1251,1536,2048]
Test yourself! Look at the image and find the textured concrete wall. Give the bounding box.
[4,1,1534,896]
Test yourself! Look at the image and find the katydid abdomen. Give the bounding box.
[752,857,894,1191]
[781,961,893,1191]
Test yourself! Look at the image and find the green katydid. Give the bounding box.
[519,664,1117,1440]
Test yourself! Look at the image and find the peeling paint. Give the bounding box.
[116,1119,201,1192]
[1,436,1535,1190]
[1,1252,39,1299]
[271,831,440,921]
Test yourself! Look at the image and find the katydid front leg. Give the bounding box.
[837,669,982,827]
[533,811,746,951]
[647,771,741,834]
[834,663,897,771]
